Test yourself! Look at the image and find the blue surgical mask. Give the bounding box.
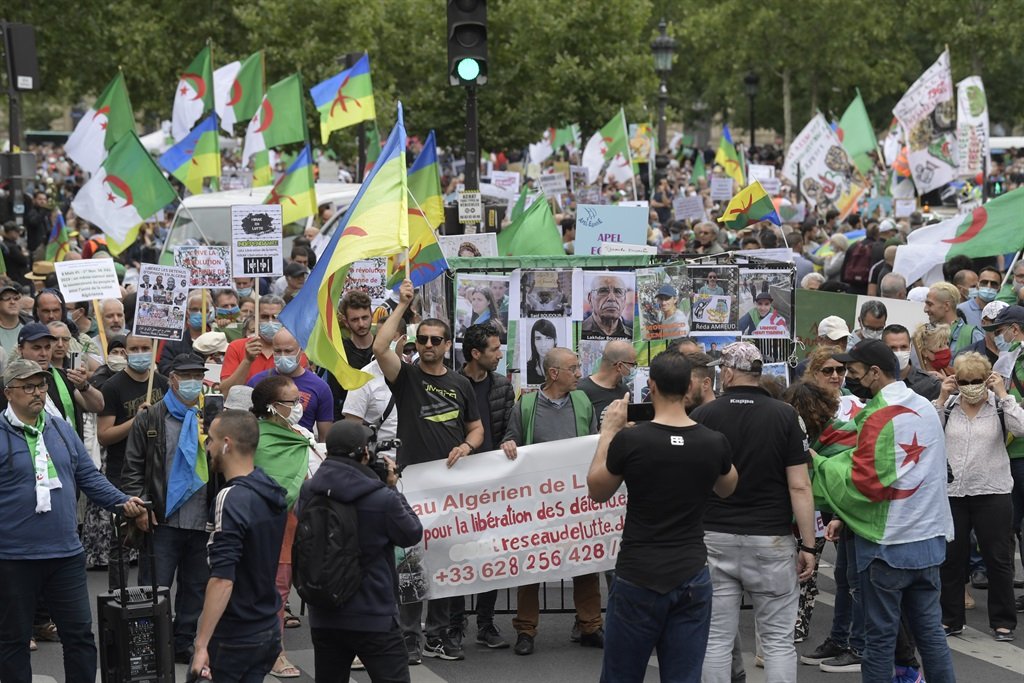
[236,287,253,298]
[127,352,152,373]
[188,312,204,329]
[978,287,998,302]
[176,379,203,403]
[967,287,979,300]
[274,354,299,375]
[259,321,282,340]
[216,306,240,317]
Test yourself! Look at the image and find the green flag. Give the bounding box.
[838,90,877,174]
[599,109,629,162]
[497,196,563,256]
[509,185,530,221]
[692,154,706,182]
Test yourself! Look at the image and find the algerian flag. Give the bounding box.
[552,123,581,150]
[172,46,214,142]
[242,73,306,167]
[529,134,553,166]
[72,134,177,243]
[605,154,634,185]
[599,109,630,161]
[65,72,134,174]
[497,195,563,256]
[893,186,1024,285]
[812,381,952,545]
[837,89,877,175]
[215,51,265,133]
[581,132,605,184]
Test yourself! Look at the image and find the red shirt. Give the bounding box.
[221,337,309,383]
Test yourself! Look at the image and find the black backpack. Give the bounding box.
[292,493,362,608]
[841,240,874,286]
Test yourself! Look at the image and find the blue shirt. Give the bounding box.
[853,534,946,573]
[956,298,983,328]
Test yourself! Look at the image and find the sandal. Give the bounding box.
[283,607,301,629]
[271,653,301,678]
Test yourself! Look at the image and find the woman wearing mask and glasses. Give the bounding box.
[935,352,1022,642]
[805,346,864,420]
[250,375,327,678]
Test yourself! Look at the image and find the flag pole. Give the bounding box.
[91,299,109,361]
[145,355,155,405]
[1001,250,1020,290]
[621,110,639,201]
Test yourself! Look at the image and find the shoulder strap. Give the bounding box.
[568,391,594,437]
[520,391,538,446]
[998,405,1007,442]
[379,393,397,427]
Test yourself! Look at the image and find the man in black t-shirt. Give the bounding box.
[577,340,636,426]
[588,351,737,682]
[321,291,377,419]
[373,279,484,664]
[691,342,816,683]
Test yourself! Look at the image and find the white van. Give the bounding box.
[160,182,361,263]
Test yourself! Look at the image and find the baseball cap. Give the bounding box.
[192,331,228,356]
[983,304,1024,332]
[755,284,773,302]
[0,282,20,297]
[169,353,207,373]
[878,218,898,234]
[224,386,254,411]
[2,358,48,385]
[817,315,850,341]
[655,284,677,298]
[982,300,1009,323]
[326,420,373,457]
[106,334,127,354]
[907,286,930,303]
[833,339,899,373]
[18,322,56,344]
[284,262,310,278]
[718,341,763,372]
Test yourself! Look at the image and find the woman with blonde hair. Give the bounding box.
[936,351,1022,641]
[804,345,863,420]
[913,323,953,376]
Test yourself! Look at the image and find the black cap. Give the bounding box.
[107,334,127,354]
[983,304,1024,332]
[833,339,898,374]
[169,353,207,373]
[284,262,310,277]
[326,421,373,456]
[0,282,19,296]
[18,322,56,344]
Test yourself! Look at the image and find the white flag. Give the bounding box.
[213,61,241,134]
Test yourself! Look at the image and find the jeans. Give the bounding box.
[702,532,799,683]
[940,494,1017,631]
[844,530,865,654]
[859,560,954,683]
[399,597,451,647]
[513,573,603,638]
[138,524,210,654]
[312,623,410,683]
[601,568,713,683]
[1011,458,1024,575]
[0,553,96,683]
[208,628,280,683]
[828,536,853,647]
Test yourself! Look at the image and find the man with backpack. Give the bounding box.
[293,420,423,682]
[499,347,602,656]
[840,233,877,296]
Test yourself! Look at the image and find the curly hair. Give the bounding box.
[785,382,840,445]
[806,345,843,379]
[250,375,296,419]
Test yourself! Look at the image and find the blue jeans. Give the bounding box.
[601,568,712,683]
[829,536,852,647]
[208,628,280,683]
[859,560,954,683]
[0,553,96,683]
[844,531,865,654]
[138,525,210,654]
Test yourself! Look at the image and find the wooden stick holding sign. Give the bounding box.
[131,263,190,405]
[146,355,156,406]
[92,300,109,361]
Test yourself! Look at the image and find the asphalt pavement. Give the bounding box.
[28,544,1024,682]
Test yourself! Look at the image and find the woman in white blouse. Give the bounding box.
[935,352,1021,642]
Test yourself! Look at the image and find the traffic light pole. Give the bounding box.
[463,85,480,234]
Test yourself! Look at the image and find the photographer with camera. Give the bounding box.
[296,420,422,682]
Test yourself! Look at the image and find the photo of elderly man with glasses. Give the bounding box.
[581,273,634,340]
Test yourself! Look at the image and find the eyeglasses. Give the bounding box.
[274,398,302,407]
[555,365,581,373]
[617,360,638,369]
[979,279,1001,288]
[416,334,446,346]
[818,366,847,376]
[592,287,626,297]
[956,378,985,386]
[7,381,49,395]
[0,295,19,303]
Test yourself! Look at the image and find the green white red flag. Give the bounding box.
[64,72,134,174]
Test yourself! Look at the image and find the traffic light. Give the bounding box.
[447,0,487,87]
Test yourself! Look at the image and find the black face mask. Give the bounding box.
[845,373,873,401]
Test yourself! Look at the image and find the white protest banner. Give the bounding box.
[748,163,775,182]
[574,204,648,255]
[343,258,389,309]
[458,190,482,224]
[710,175,734,201]
[569,165,590,193]
[617,200,648,208]
[400,436,624,600]
[737,247,794,263]
[674,194,706,222]
[956,76,988,179]
[174,245,232,289]
[538,172,568,198]
[54,259,121,303]
[133,264,189,340]
[231,204,283,278]
[760,177,782,196]
[600,242,656,255]
[892,50,957,194]
[893,197,916,218]
[781,114,867,219]
[490,170,521,195]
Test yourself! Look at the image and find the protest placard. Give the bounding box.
[599,243,656,255]
[399,436,623,600]
[569,166,590,193]
[894,197,916,218]
[458,190,482,224]
[781,114,867,218]
[760,177,782,196]
[674,195,706,222]
[710,175,734,201]
[438,233,498,259]
[490,170,521,195]
[53,259,121,303]
[343,258,389,309]
[133,264,189,341]
[231,204,283,278]
[538,173,568,198]
[748,163,775,182]
[574,204,648,256]
[636,265,690,340]
[174,245,232,289]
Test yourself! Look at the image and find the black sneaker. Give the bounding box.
[404,635,421,666]
[423,635,465,661]
[971,570,989,589]
[514,633,535,656]
[579,628,604,649]
[570,618,581,642]
[800,638,845,665]
[820,651,862,673]
[476,624,510,649]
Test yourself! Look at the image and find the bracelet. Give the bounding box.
[798,543,817,554]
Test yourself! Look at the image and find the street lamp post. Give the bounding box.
[650,19,676,153]
[744,70,760,150]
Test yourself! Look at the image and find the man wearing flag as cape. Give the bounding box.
[814,340,955,682]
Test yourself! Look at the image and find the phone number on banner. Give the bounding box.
[431,539,621,587]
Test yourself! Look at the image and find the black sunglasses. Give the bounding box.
[819,366,847,376]
[956,378,985,386]
[416,334,446,347]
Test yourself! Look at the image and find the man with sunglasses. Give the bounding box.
[0,281,26,353]
[581,275,633,340]
[373,279,484,664]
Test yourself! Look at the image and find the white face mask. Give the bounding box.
[275,403,303,427]
[894,350,911,371]
[861,328,883,341]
